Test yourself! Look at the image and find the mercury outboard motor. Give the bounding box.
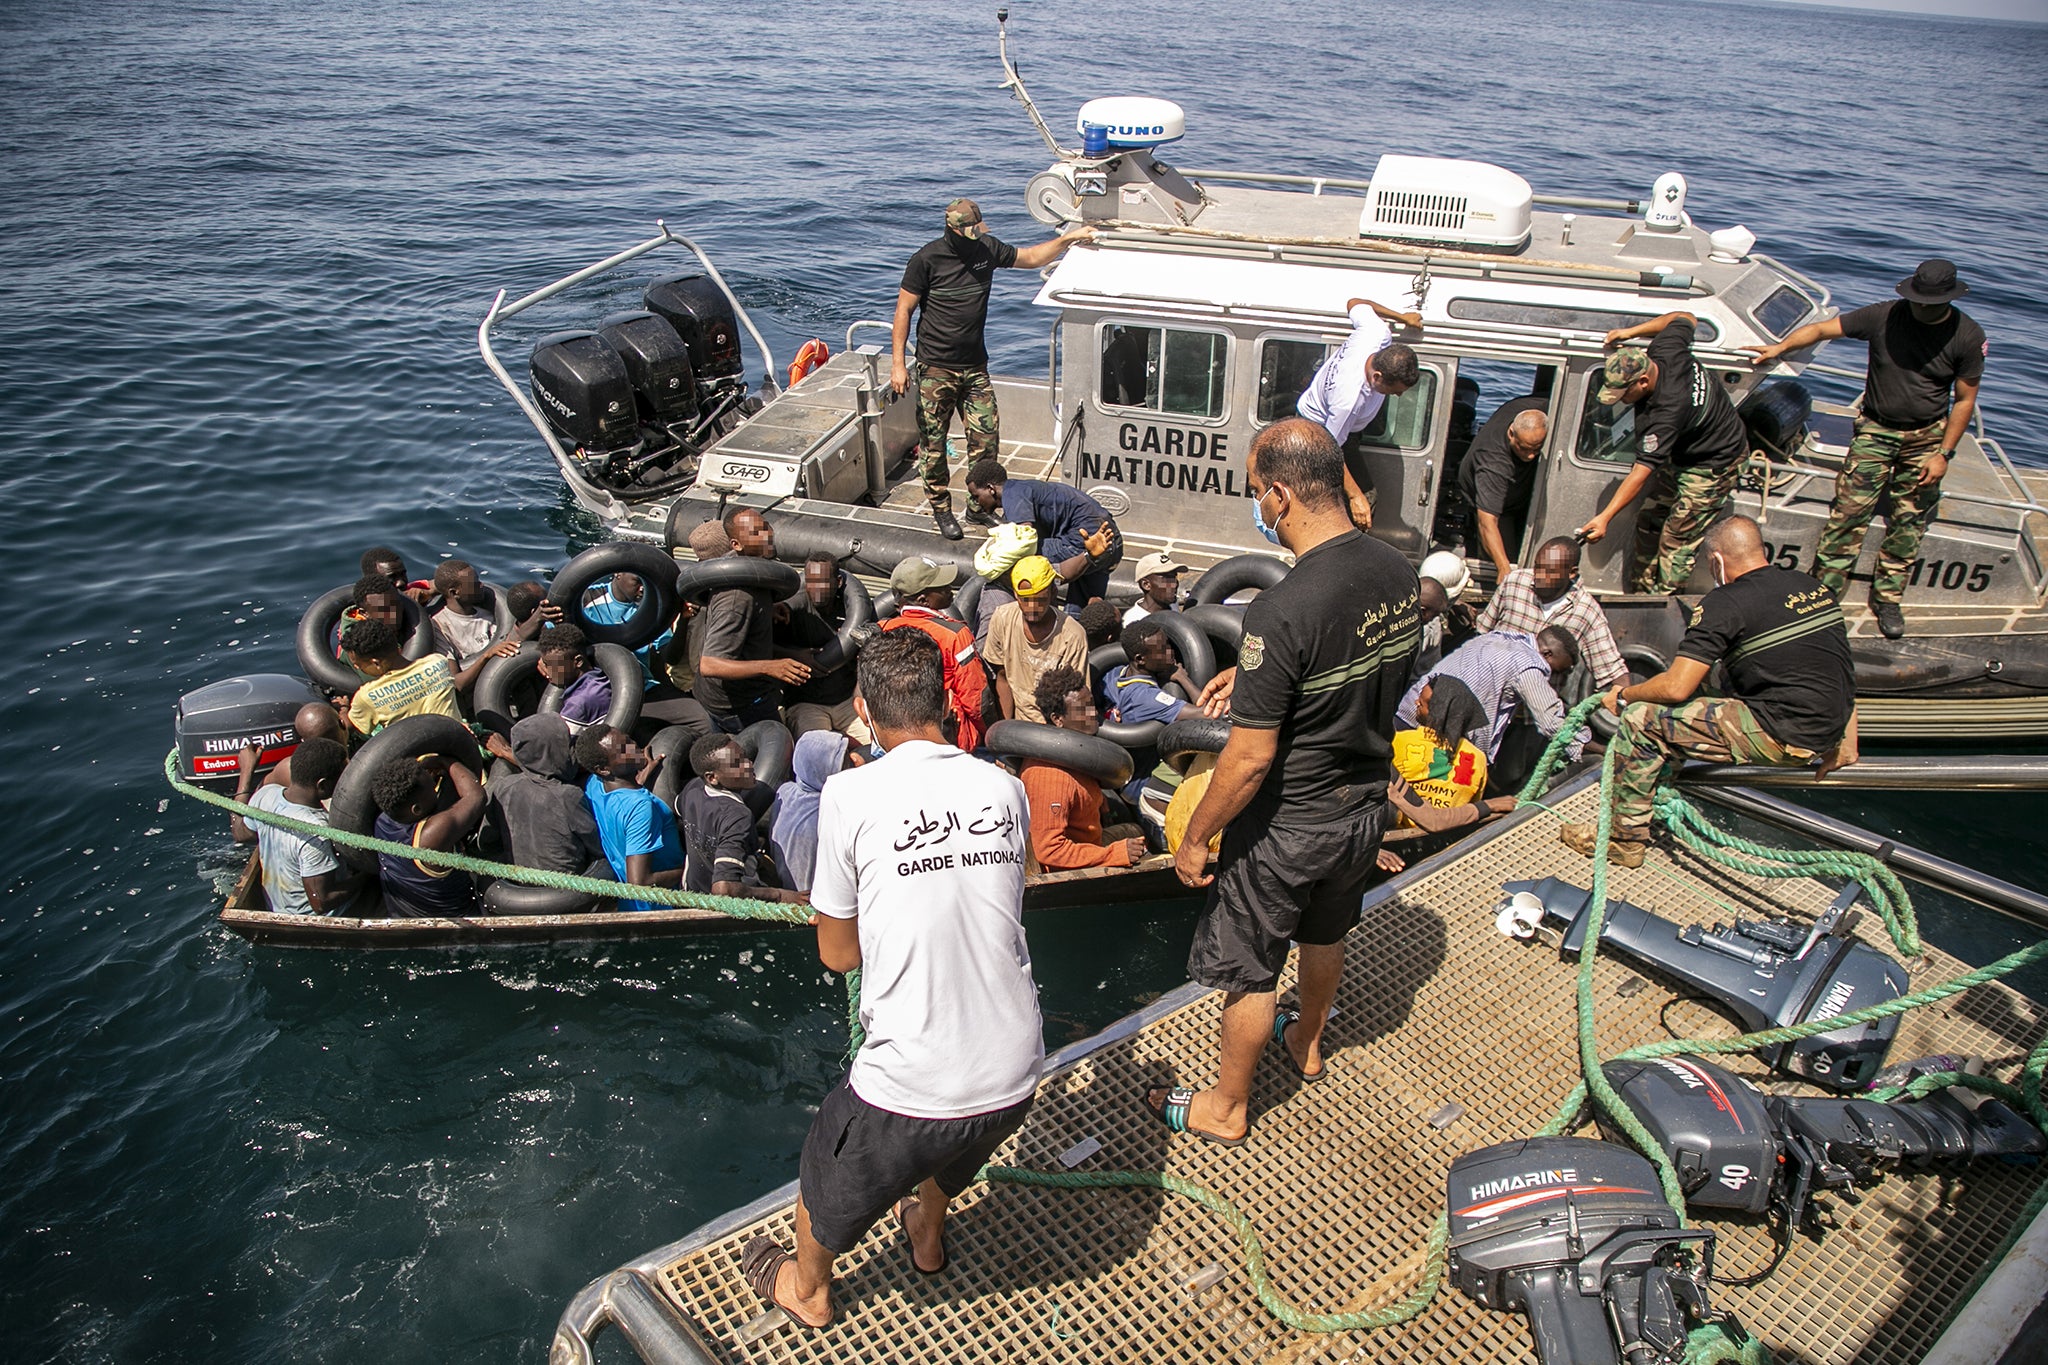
[174,673,328,785]
[643,274,743,381]
[1603,1055,2043,1232]
[529,330,643,469]
[597,311,697,425]
[1447,1136,1726,1365]
[1503,878,1909,1090]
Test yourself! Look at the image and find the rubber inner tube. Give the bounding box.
[985,719,1133,789]
[808,570,876,675]
[673,555,802,606]
[1182,602,1246,650]
[647,717,794,809]
[872,589,899,621]
[1189,553,1288,605]
[1157,714,1232,776]
[547,542,683,650]
[422,583,519,655]
[296,586,435,696]
[646,723,697,809]
[326,713,483,875]
[473,642,540,737]
[481,858,608,917]
[952,573,983,629]
[539,642,644,734]
[1086,642,1187,750]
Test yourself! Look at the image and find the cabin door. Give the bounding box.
[1543,362,1647,594]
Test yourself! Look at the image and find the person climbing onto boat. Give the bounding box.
[358,546,431,604]
[742,629,1039,1329]
[878,556,986,752]
[428,560,500,668]
[1747,258,1988,640]
[231,736,363,915]
[1575,312,1749,594]
[576,725,683,913]
[1019,667,1147,871]
[1151,418,1417,1144]
[1396,628,1586,768]
[1561,515,1859,868]
[778,552,872,747]
[678,732,804,902]
[484,713,604,877]
[981,555,1089,725]
[534,623,611,735]
[963,461,1122,611]
[767,729,862,895]
[1454,397,1550,580]
[370,753,484,916]
[890,198,1094,541]
[341,617,511,735]
[1122,551,1189,625]
[1294,295,1425,532]
[1475,537,1629,692]
[966,522,1037,643]
[695,508,810,732]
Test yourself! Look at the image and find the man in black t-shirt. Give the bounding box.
[1561,516,1857,868]
[890,199,1093,540]
[1144,418,1418,1146]
[1455,395,1550,580]
[1748,259,1988,639]
[1577,312,1749,595]
[695,508,811,731]
[776,551,872,746]
[680,732,805,902]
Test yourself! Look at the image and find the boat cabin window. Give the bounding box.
[1752,285,1812,339]
[1447,299,1719,344]
[1255,336,1437,449]
[1575,380,1639,466]
[1099,324,1229,419]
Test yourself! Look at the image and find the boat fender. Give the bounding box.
[295,585,436,696]
[673,554,802,605]
[481,859,609,917]
[787,338,830,387]
[809,570,876,674]
[326,714,483,875]
[1188,553,1287,605]
[547,542,683,650]
[539,642,644,734]
[985,719,1133,790]
[1157,715,1231,776]
[473,643,540,737]
[422,583,520,653]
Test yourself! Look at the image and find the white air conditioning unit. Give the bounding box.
[1360,155,1533,251]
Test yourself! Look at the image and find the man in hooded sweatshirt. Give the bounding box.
[486,714,605,874]
[769,729,862,894]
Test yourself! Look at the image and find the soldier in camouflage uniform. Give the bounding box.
[1748,258,1987,639]
[1626,462,1740,594]
[891,199,1093,540]
[1561,518,1857,867]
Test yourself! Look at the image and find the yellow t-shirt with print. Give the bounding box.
[347,654,462,734]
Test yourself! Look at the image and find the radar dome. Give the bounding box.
[1076,97,1185,152]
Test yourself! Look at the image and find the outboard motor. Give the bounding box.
[1503,877,1909,1090]
[1604,1055,2044,1231]
[1738,379,1813,461]
[1447,1136,1725,1365]
[529,330,643,466]
[643,274,743,381]
[597,311,697,425]
[174,673,328,785]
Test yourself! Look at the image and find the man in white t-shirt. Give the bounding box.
[1295,296,1424,531]
[743,630,1041,1330]
[230,737,361,915]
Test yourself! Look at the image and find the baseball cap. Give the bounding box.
[1010,555,1057,597]
[945,198,983,231]
[890,556,958,596]
[1133,552,1189,581]
[974,522,1039,579]
[1596,348,1652,405]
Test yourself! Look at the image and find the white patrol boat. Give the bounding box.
[479,15,2048,741]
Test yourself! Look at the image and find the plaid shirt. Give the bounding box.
[1475,571,1629,689]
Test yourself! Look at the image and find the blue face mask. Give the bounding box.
[1252,486,1282,545]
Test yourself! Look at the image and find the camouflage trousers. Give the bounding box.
[1812,415,1945,605]
[1608,696,1807,841]
[916,364,999,511]
[1628,460,1739,594]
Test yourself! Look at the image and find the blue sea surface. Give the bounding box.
[1,0,2044,1359]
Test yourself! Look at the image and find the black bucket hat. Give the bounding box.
[1895,258,1970,304]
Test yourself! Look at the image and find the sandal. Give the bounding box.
[1271,1010,1327,1083]
[897,1198,946,1275]
[741,1237,829,1330]
[1144,1085,1247,1147]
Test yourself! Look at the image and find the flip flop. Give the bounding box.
[741,1237,829,1330]
[897,1198,947,1275]
[1144,1085,1248,1147]
[1271,1010,1327,1083]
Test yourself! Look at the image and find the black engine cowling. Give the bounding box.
[530,330,641,455]
[644,274,743,380]
[598,311,697,423]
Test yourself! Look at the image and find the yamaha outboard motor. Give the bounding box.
[529,330,643,471]
[174,673,328,785]
[1503,878,1909,1090]
[1447,1136,1724,1365]
[1604,1056,2043,1231]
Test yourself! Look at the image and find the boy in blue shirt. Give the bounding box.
[1102,619,1198,728]
[575,725,682,912]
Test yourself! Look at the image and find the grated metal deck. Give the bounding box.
[640,787,2046,1365]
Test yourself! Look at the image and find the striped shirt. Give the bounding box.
[1475,571,1629,690]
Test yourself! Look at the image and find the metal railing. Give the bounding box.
[1175,166,1642,214]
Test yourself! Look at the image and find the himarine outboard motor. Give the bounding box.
[1447,1136,1724,1365]
[1503,878,1909,1090]
[1603,1055,2044,1231]
[174,673,327,785]
[529,330,644,473]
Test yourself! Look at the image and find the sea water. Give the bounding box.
[2,0,2044,1358]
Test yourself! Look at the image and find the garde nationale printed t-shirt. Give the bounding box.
[1676,565,1854,753]
[900,233,1019,370]
[1838,301,1987,430]
[810,740,1042,1120]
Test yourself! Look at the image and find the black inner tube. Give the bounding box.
[806,570,875,675]
[674,554,802,604]
[547,542,683,650]
[984,719,1133,789]
[481,859,609,917]
[472,642,540,737]
[295,586,436,696]
[326,714,483,875]
[538,642,645,734]
[1189,553,1288,605]
[1157,714,1232,775]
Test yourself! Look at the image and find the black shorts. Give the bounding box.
[798,1080,1034,1254]
[1187,800,1387,994]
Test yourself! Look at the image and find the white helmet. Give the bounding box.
[974,523,1040,579]
[1419,550,1472,597]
